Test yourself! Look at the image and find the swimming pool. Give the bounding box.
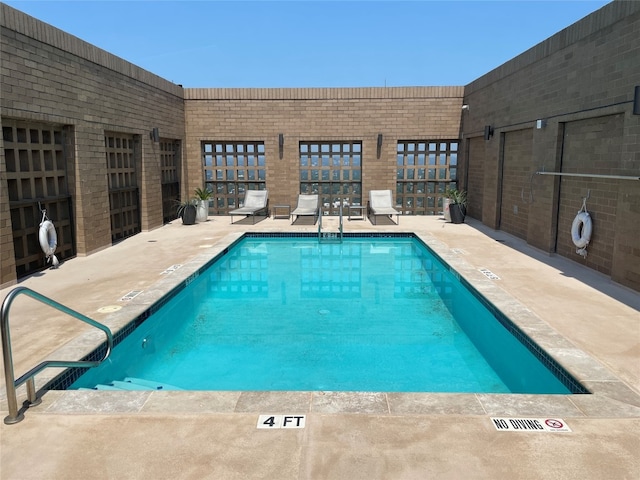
[58,234,585,394]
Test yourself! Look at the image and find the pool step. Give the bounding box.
[86,377,183,391]
[122,377,183,390]
[111,380,156,391]
[92,384,122,391]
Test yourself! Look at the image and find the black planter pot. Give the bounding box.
[449,203,466,224]
[181,205,197,225]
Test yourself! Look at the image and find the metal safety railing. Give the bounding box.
[535,171,639,181]
[318,203,344,243]
[1,286,113,424]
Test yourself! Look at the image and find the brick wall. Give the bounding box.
[499,129,533,240]
[465,137,484,220]
[0,124,16,284]
[184,88,464,208]
[556,115,625,276]
[1,1,638,291]
[0,4,185,287]
[461,1,640,291]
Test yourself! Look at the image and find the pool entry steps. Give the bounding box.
[318,204,344,243]
[81,377,182,391]
[1,286,114,424]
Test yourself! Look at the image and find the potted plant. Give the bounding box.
[448,189,467,224]
[194,187,212,222]
[176,198,198,225]
[443,188,455,222]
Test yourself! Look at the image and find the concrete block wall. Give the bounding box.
[461,0,640,291]
[0,4,186,287]
[464,138,484,220]
[499,129,533,241]
[1,1,638,292]
[556,114,626,277]
[184,87,464,208]
[0,126,16,284]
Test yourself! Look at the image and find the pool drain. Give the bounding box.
[318,309,330,315]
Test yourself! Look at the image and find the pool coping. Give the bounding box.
[4,230,640,420]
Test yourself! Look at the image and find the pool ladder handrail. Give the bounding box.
[317,203,343,243]
[1,286,114,424]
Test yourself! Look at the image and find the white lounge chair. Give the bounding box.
[291,194,319,224]
[368,189,400,225]
[229,190,269,224]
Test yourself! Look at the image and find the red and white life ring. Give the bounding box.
[571,212,592,249]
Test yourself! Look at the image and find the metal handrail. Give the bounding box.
[317,202,344,243]
[535,171,640,181]
[1,286,113,424]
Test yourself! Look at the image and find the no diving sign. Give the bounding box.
[491,417,571,433]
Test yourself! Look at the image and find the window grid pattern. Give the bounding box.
[160,140,180,223]
[3,122,75,277]
[299,141,362,215]
[202,141,267,214]
[300,243,361,297]
[396,140,458,215]
[105,134,140,242]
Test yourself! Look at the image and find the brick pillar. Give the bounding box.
[0,120,18,287]
[481,135,502,229]
[526,121,563,253]
[610,111,640,291]
[70,125,112,256]
[138,135,164,231]
[363,135,396,203]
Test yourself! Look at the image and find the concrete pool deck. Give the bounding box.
[1,215,639,479]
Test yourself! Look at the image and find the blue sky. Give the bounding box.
[5,0,611,88]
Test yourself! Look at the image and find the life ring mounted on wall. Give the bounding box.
[571,197,592,258]
[38,209,60,268]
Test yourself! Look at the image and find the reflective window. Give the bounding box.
[299,141,363,212]
[395,140,459,215]
[202,141,267,214]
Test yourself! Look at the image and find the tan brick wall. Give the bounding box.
[2,1,638,292]
[526,126,563,253]
[556,114,625,276]
[611,106,640,288]
[0,116,18,288]
[0,4,185,286]
[184,87,465,207]
[461,1,640,290]
[465,137,484,220]
[499,129,533,240]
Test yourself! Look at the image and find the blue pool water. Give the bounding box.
[69,235,578,393]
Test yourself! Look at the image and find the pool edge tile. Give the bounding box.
[387,393,486,415]
[45,390,150,414]
[141,390,242,413]
[311,392,389,414]
[476,393,585,417]
[235,391,313,413]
